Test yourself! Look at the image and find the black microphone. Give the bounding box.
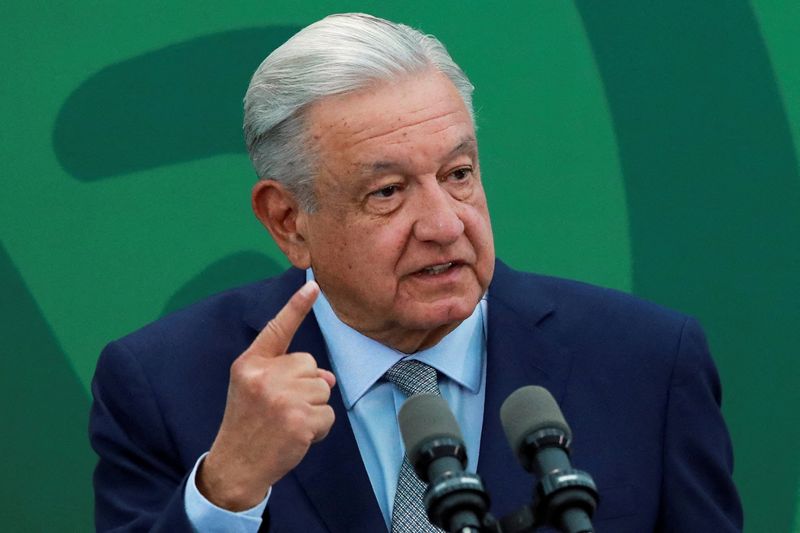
[398,394,492,533]
[500,386,598,533]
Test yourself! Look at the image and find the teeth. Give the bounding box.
[423,262,453,275]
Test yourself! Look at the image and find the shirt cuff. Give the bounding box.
[184,452,270,533]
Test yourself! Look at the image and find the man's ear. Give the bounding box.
[251,179,311,269]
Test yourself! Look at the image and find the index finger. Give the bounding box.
[252,280,320,357]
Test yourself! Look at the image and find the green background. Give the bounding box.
[2,1,798,531]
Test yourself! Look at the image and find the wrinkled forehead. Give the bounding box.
[308,69,472,127]
[305,71,476,164]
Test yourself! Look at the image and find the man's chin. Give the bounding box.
[405,297,479,330]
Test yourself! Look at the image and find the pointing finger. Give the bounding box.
[252,280,319,357]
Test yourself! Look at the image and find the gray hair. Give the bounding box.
[243,13,475,211]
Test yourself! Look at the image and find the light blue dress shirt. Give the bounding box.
[185,270,488,532]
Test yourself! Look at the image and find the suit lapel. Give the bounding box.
[289,314,386,533]
[478,261,575,518]
[245,268,385,533]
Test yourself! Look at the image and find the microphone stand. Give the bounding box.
[442,466,599,533]
[421,461,597,533]
[501,463,598,533]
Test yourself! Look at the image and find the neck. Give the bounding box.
[374,322,462,354]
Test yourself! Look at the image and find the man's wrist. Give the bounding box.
[196,452,272,512]
[185,452,269,532]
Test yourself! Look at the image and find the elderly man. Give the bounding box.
[90,13,743,533]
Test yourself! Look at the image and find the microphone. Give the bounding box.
[500,386,598,533]
[398,394,491,533]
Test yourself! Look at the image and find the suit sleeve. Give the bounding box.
[90,340,195,532]
[656,317,744,532]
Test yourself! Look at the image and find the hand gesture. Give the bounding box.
[197,281,336,511]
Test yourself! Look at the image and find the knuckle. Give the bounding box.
[317,379,332,401]
[229,357,257,385]
[229,356,246,378]
[264,319,287,344]
[322,385,331,403]
[313,407,336,442]
[293,352,317,369]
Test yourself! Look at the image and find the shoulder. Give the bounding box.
[98,267,305,383]
[488,259,701,383]
[123,267,302,342]
[91,267,307,462]
[121,278,268,348]
[490,259,688,331]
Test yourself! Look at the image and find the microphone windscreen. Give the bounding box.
[500,386,572,456]
[398,394,463,462]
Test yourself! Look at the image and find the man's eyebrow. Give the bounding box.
[359,136,478,175]
[364,160,401,173]
[445,136,478,159]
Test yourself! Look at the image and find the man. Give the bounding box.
[90,13,743,532]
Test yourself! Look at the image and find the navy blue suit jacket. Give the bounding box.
[90,260,742,532]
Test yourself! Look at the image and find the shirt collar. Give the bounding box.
[308,269,485,410]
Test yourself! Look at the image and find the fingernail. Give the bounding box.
[299,280,318,298]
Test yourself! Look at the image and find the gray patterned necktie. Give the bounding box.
[384,359,445,533]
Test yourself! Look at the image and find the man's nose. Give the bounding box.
[411,181,465,244]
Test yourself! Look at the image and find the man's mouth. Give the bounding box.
[416,261,460,276]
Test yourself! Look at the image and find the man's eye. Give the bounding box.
[371,185,399,198]
[449,167,473,181]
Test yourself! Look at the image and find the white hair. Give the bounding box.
[243,13,475,211]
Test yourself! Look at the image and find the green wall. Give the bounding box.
[2,1,798,531]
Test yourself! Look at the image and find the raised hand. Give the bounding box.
[196,280,336,511]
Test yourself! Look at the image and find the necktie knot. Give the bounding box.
[384,359,441,397]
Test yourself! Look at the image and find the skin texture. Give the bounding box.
[201,69,496,510]
[255,69,496,353]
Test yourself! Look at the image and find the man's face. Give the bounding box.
[297,70,495,352]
